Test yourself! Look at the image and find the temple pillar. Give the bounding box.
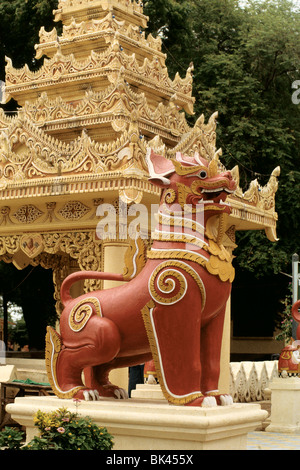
[102,240,129,393]
[218,296,231,394]
[218,234,236,394]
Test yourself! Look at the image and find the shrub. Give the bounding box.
[0,407,114,451]
[24,407,114,450]
[0,427,24,450]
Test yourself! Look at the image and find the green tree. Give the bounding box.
[0,0,60,81]
[0,0,60,113]
[143,0,194,78]
[145,0,300,276]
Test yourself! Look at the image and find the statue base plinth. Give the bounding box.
[266,377,300,433]
[131,383,166,400]
[6,396,267,450]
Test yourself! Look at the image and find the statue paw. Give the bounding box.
[204,391,233,406]
[185,396,216,407]
[74,385,128,400]
[202,396,217,407]
[219,394,233,406]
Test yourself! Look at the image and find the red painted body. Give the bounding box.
[46,150,237,406]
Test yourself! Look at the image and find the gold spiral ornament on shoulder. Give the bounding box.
[149,260,206,309]
[69,297,102,332]
[149,264,187,305]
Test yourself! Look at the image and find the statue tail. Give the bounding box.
[60,271,125,307]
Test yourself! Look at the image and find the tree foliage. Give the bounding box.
[0,0,60,82]
[144,0,300,279]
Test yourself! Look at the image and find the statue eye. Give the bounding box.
[199,170,207,179]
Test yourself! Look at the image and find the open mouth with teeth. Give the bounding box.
[200,187,234,203]
[195,187,235,211]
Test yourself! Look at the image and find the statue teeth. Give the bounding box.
[219,200,230,206]
[201,187,234,194]
[201,188,222,193]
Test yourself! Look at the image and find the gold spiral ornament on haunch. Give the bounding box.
[69,297,102,332]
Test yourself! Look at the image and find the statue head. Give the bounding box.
[146,149,236,217]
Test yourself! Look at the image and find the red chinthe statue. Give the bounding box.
[46,149,237,407]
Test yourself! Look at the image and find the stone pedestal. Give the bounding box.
[266,377,300,434]
[131,384,166,401]
[6,396,267,450]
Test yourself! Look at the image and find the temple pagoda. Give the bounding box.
[0,0,279,347]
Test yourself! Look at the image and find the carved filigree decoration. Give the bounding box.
[0,206,13,225]
[38,26,58,45]
[13,204,43,223]
[0,0,280,247]
[0,230,103,310]
[58,200,90,219]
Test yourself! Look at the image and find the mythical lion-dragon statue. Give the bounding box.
[46,149,237,407]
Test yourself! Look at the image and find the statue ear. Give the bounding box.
[146,149,175,187]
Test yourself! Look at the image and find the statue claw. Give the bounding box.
[120,388,128,399]
[83,389,100,401]
[114,388,128,399]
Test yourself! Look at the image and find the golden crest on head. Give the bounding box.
[171,159,205,176]
[171,150,222,178]
[208,149,222,178]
